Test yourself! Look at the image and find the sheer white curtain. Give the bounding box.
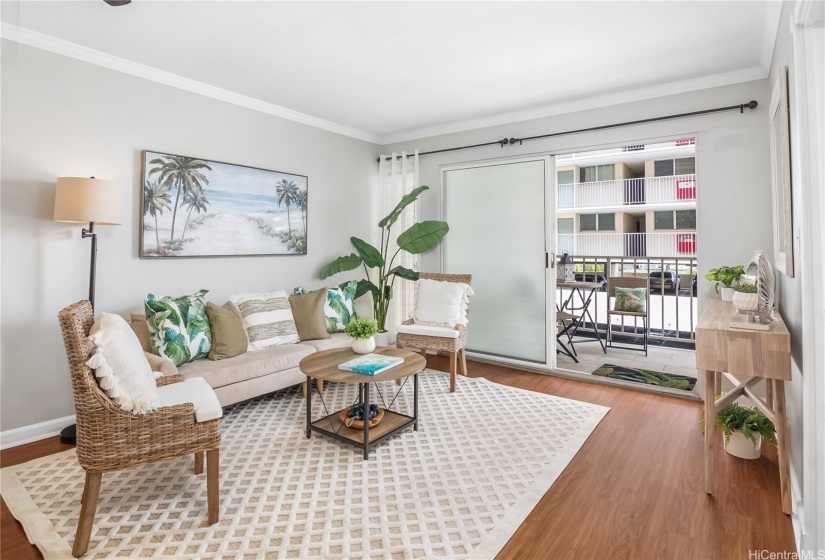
[378,151,419,340]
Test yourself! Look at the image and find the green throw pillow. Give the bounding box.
[614,287,647,313]
[325,280,358,333]
[145,289,212,366]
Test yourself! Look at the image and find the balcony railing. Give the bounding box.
[557,174,696,210]
[555,139,695,161]
[558,254,698,347]
[558,232,697,258]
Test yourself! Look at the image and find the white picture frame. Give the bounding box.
[768,66,794,277]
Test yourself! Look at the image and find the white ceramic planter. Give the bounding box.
[720,287,735,301]
[352,337,376,354]
[732,292,759,312]
[724,430,762,460]
[374,332,391,348]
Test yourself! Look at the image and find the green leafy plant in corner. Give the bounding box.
[344,318,379,340]
[701,401,777,447]
[320,186,448,333]
[704,265,745,292]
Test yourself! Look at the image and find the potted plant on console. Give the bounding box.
[320,186,449,342]
[704,265,744,301]
[345,318,379,354]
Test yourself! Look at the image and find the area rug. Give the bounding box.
[2,371,609,560]
[592,363,697,391]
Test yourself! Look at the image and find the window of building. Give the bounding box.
[654,157,695,177]
[557,170,574,185]
[580,165,614,183]
[654,210,696,230]
[675,210,696,229]
[654,211,674,229]
[580,213,615,231]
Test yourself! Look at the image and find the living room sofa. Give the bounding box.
[130,314,352,407]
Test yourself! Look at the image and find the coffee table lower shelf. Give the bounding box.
[310,409,416,454]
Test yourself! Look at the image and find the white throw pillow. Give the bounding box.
[86,313,161,414]
[229,291,300,351]
[413,279,474,328]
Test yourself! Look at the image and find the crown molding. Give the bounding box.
[377,65,769,145]
[0,22,381,144]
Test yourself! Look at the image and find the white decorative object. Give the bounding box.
[720,287,735,301]
[724,431,762,460]
[413,279,474,327]
[732,292,758,312]
[378,150,420,335]
[746,250,776,324]
[86,313,160,414]
[351,336,376,354]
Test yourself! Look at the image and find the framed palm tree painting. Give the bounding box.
[140,150,308,257]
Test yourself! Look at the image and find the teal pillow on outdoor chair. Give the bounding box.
[614,287,647,313]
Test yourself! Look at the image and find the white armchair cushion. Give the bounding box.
[86,313,161,415]
[157,377,223,423]
[396,324,460,339]
[413,279,474,328]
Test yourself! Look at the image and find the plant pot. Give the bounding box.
[732,292,759,312]
[374,332,391,348]
[724,430,762,460]
[351,337,376,354]
[720,287,735,301]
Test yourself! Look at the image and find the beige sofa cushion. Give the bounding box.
[298,333,353,352]
[130,313,152,353]
[177,343,315,389]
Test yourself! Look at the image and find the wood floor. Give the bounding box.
[1,356,796,560]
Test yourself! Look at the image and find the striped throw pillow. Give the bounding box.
[229,291,299,351]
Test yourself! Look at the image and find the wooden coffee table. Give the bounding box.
[300,347,426,459]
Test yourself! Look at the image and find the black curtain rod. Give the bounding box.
[377,100,758,162]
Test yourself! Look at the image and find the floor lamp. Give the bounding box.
[53,176,122,444]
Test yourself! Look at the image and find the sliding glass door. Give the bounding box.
[442,158,554,365]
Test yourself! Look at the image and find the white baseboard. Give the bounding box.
[790,460,804,553]
[0,415,76,450]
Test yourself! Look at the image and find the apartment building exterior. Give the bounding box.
[556,139,697,260]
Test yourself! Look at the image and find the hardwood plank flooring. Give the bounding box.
[1,357,795,560]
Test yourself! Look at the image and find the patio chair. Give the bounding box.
[556,310,580,363]
[58,300,221,557]
[606,276,650,356]
[396,273,472,393]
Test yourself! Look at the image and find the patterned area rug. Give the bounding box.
[592,363,697,391]
[2,371,608,560]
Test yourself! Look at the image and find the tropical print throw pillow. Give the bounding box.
[325,280,358,333]
[145,289,212,366]
[614,287,647,313]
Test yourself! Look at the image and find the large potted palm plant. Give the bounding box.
[320,186,448,334]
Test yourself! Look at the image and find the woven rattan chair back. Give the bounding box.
[58,300,222,556]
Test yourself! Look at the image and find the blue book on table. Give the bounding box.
[338,354,404,375]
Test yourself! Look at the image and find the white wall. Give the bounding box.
[381,79,773,310]
[0,40,378,432]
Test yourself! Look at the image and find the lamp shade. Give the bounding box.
[54,177,122,225]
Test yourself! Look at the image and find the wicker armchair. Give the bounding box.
[396,273,472,393]
[606,276,650,356]
[58,301,221,557]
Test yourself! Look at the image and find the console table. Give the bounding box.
[696,299,792,514]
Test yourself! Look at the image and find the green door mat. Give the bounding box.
[592,364,697,391]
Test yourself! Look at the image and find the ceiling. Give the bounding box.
[0,1,783,144]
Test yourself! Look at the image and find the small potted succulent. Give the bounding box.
[704,265,744,301]
[713,402,777,459]
[732,281,758,313]
[344,318,379,354]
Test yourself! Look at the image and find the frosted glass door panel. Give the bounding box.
[444,161,546,363]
